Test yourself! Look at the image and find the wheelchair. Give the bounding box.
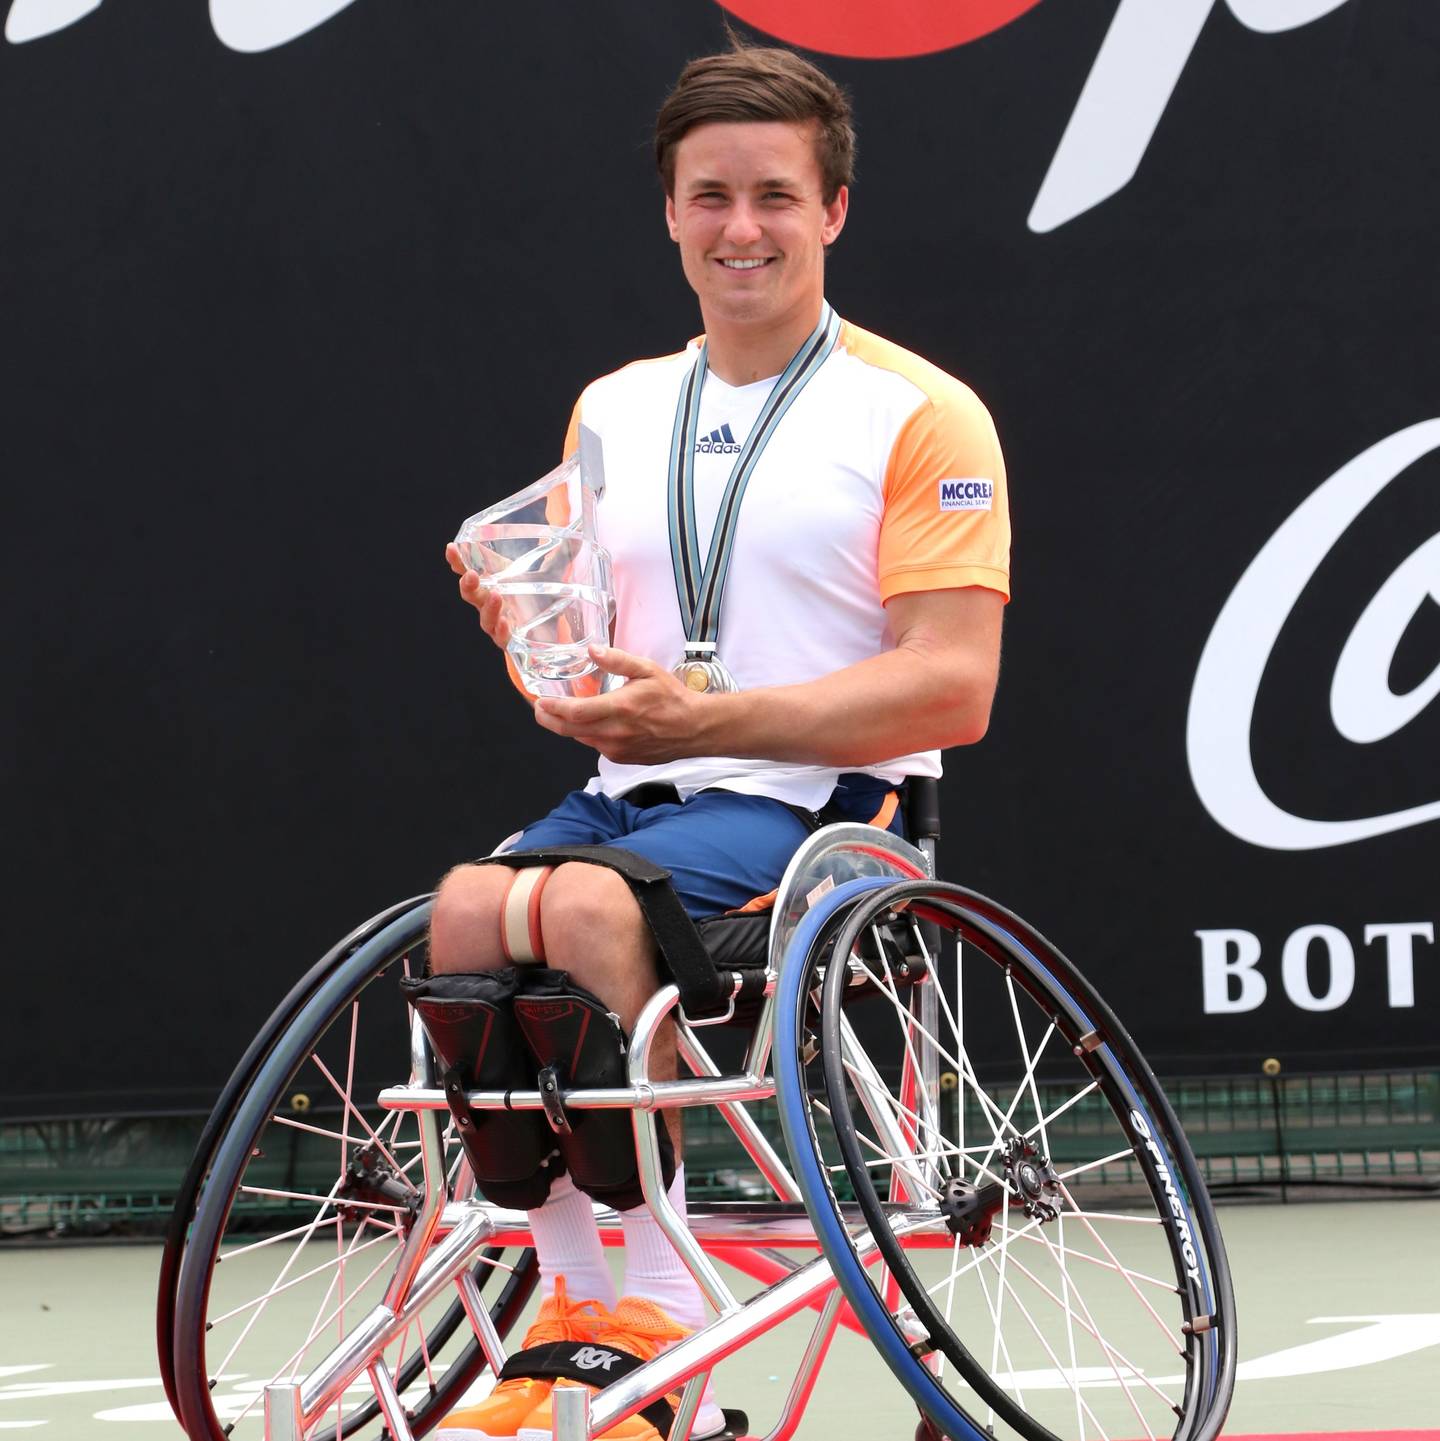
[158,779,1236,1441]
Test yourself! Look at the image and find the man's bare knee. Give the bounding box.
[533,862,680,1144]
[428,863,514,974]
[541,864,643,939]
[540,863,658,1022]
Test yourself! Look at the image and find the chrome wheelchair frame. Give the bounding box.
[160,821,1236,1441]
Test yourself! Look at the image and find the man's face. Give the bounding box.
[665,120,848,335]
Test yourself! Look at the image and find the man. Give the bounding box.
[434,41,1008,1441]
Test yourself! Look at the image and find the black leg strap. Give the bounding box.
[497,1342,677,1436]
[475,846,731,1018]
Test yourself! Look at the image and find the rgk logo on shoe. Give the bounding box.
[569,1346,623,1372]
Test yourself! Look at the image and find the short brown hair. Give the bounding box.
[655,45,856,203]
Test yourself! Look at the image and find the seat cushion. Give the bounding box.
[696,910,772,972]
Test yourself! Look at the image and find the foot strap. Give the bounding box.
[497,1343,676,1436]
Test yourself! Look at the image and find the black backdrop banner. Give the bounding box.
[2,0,1436,1117]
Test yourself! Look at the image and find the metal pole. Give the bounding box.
[263,1383,303,1441]
[551,1382,591,1441]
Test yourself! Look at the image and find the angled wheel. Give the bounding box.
[157,896,434,1418]
[168,902,539,1440]
[775,878,1236,1441]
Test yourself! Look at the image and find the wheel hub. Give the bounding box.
[1002,1136,1062,1222]
[938,1136,1064,1242]
[937,1176,1001,1245]
[337,1141,418,1225]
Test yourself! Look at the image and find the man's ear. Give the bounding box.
[821,184,849,247]
[665,193,680,242]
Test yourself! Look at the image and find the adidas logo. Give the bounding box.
[695,423,742,455]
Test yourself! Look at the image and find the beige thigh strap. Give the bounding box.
[499,865,553,964]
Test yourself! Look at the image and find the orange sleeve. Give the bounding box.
[877,382,1010,603]
[562,398,581,460]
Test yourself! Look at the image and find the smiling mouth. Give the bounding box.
[718,257,774,270]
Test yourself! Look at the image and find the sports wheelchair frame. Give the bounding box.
[159,792,1236,1441]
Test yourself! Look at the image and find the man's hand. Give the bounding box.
[445,542,510,648]
[532,646,711,764]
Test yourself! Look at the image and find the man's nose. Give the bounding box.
[723,203,763,246]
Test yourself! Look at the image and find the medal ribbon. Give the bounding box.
[666,302,841,644]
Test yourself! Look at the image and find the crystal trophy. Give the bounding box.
[453,427,620,697]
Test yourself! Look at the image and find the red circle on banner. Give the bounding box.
[714,0,1044,59]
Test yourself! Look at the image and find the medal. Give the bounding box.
[666,302,842,693]
[672,642,738,694]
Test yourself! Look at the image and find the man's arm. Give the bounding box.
[531,585,1003,767]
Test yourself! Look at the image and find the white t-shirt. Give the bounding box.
[554,318,1011,811]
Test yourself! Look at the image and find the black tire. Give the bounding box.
[169,903,538,1440]
[778,879,1236,1441]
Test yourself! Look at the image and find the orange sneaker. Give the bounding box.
[436,1276,607,1441]
[517,1296,716,1441]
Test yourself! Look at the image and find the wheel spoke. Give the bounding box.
[1063,1209,1164,1226]
[310,1052,412,1182]
[341,1000,359,1175]
[854,952,968,1083]
[977,1244,1119,1439]
[828,1146,959,1175]
[1002,971,1086,1440]
[866,924,951,1180]
[238,1184,410,1214]
[273,1115,362,1144]
[1000,1225,1184,1293]
[207,1226,397,1326]
[214,1174,348,1377]
[813,1099,947,1203]
[1056,1182,1186,1349]
[418,1314,439,1393]
[971,1022,1058,1191]
[987,1248,1160,1437]
[218,1218,341,1263]
[1057,1148,1135,1182]
[838,1055,963,1170]
[225,1221,412,1433]
[836,1019,948,1204]
[934,1233,964,1381]
[919,1212,1049,1299]
[1059,1213,1086,1441]
[1024,1078,1100,1140]
[1004,970,1056,1158]
[1009,1228,1184,1416]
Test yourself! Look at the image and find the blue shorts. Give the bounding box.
[510,775,905,920]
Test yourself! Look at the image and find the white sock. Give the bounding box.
[527,1171,616,1308]
[620,1165,724,1434]
[619,1164,705,1326]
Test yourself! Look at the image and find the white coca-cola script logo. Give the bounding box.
[1186,419,1440,851]
[6,0,1355,231]
[1030,0,1349,230]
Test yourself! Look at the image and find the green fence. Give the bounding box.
[687,1069,1440,1197]
[3,1069,1437,1236]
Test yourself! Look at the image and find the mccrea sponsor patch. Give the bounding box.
[938,478,994,512]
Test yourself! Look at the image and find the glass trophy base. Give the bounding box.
[491,578,621,697]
